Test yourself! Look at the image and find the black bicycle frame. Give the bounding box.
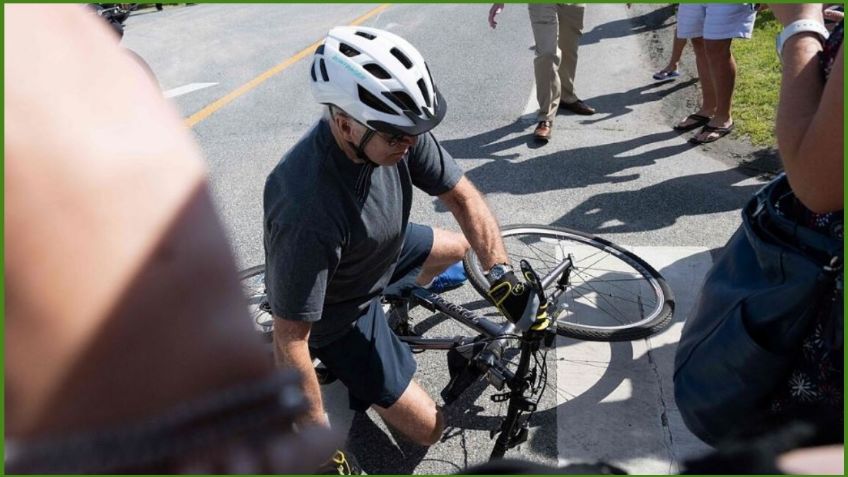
[388,257,571,460]
[394,288,513,350]
[394,249,571,347]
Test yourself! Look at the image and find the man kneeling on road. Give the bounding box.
[263,26,535,448]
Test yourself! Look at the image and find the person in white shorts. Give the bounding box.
[672,3,757,144]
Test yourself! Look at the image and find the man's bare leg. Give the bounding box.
[416,228,470,286]
[373,379,445,446]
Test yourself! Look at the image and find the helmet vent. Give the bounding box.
[383,91,420,116]
[310,60,317,82]
[339,42,360,57]
[363,63,391,80]
[316,44,325,55]
[390,47,413,69]
[354,31,376,40]
[358,85,399,115]
[319,59,329,81]
[416,79,430,108]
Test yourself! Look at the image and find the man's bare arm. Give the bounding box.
[273,319,329,428]
[438,177,508,270]
[4,5,338,472]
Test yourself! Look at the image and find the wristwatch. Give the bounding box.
[775,19,829,59]
[486,263,513,283]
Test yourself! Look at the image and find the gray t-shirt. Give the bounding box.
[263,119,463,347]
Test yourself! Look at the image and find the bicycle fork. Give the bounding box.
[489,338,537,460]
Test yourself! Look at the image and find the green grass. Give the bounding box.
[731,10,783,147]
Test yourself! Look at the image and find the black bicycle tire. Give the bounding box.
[463,224,674,341]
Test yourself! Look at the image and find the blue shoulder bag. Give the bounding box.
[673,173,843,445]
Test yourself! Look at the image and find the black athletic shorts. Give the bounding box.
[311,223,433,411]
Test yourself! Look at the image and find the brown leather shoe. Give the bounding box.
[533,120,552,141]
[560,99,596,115]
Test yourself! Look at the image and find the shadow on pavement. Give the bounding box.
[440,127,773,234]
[577,78,698,125]
[347,412,430,474]
[440,78,693,162]
[440,118,536,161]
[547,341,680,468]
[552,167,761,234]
[450,129,694,201]
[581,4,676,46]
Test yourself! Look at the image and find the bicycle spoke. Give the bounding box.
[569,268,647,322]
[511,238,559,264]
[503,234,660,327]
[509,246,556,270]
[568,273,656,308]
[563,279,631,326]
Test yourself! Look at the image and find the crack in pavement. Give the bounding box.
[646,336,678,474]
[460,428,469,469]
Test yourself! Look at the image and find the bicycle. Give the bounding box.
[239,224,674,460]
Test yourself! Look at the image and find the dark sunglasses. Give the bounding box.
[374,130,415,147]
[335,111,415,147]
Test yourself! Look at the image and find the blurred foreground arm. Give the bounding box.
[4,4,336,472]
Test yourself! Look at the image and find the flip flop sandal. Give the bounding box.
[673,113,711,132]
[689,123,734,145]
[653,70,681,81]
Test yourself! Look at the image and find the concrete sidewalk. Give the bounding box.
[555,247,714,474]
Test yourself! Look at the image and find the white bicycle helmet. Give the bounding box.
[310,26,446,137]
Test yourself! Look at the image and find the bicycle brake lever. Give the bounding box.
[519,259,546,306]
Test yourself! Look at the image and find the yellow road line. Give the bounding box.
[185,4,391,128]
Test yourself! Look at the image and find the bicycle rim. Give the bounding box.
[464,225,674,341]
[239,265,274,341]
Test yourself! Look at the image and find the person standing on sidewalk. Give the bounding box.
[489,3,596,142]
[672,3,757,144]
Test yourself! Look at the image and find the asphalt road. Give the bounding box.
[123,4,760,473]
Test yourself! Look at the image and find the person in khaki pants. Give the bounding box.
[489,3,595,142]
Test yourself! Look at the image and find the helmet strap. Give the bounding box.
[350,129,379,167]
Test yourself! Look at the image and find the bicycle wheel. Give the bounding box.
[239,264,274,342]
[464,225,674,341]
